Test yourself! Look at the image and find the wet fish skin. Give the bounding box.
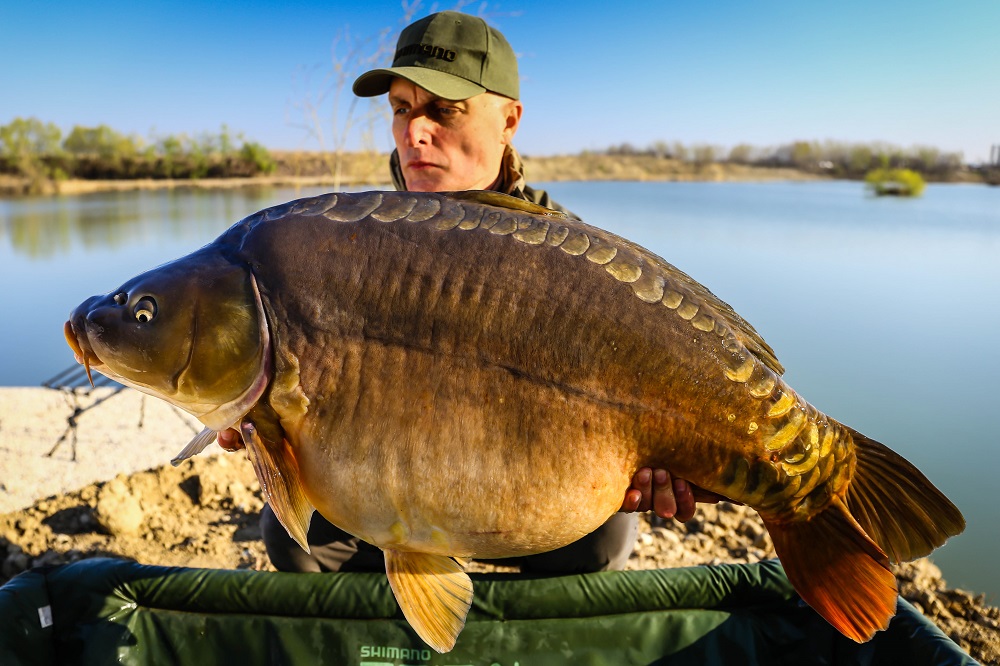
[65,190,965,652]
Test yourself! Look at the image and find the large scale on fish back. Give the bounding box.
[64,190,964,653]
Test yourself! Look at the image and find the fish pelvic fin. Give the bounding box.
[384,549,473,653]
[843,427,965,563]
[170,427,217,466]
[240,421,314,552]
[764,499,897,643]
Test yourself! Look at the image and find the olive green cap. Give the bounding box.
[353,11,519,101]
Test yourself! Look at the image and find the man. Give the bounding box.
[224,10,720,573]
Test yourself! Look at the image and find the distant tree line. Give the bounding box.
[603,140,968,180]
[0,117,277,191]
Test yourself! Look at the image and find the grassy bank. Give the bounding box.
[1,151,827,196]
[4,117,994,195]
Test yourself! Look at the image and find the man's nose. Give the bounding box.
[404,114,433,145]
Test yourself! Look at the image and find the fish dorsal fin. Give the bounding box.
[384,549,473,653]
[443,190,568,218]
[240,419,314,551]
[170,427,217,466]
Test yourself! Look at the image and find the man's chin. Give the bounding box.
[403,174,448,193]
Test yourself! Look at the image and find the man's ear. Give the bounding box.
[502,100,523,143]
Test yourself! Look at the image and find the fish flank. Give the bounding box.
[457,205,484,230]
[371,194,418,222]
[406,196,442,222]
[585,241,617,265]
[559,231,591,255]
[606,259,643,283]
[662,290,684,309]
[545,224,570,246]
[322,192,383,222]
[512,217,550,244]
[488,216,518,235]
[630,269,665,303]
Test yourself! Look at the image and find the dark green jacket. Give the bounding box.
[389,145,578,218]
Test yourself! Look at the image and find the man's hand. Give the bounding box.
[620,468,733,522]
[217,428,244,452]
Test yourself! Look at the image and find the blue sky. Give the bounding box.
[2,0,998,162]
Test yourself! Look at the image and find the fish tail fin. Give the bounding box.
[762,427,966,642]
[763,500,897,642]
[842,427,965,563]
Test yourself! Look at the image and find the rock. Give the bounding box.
[651,526,681,547]
[94,477,145,536]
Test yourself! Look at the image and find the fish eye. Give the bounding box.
[133,297,157,323]
[113,292,127,305]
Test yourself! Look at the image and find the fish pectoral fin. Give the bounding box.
[170,427,217,466]
[764,499,896,643]
[384,549,473,653]
[240,421,314,552]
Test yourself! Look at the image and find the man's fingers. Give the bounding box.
[622,468,729,518]
[672,478,697,522]
[620,469,651,512]
[652,469,678,520]
[217,428,244,452]
[620,488,642,512]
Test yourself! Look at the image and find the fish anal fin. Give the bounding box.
[240,420,313,552]
[764,499,897,643]
[384,549,473,653]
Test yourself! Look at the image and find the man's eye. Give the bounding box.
[393,107,409,116]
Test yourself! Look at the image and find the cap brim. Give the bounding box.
[353,66,486,100]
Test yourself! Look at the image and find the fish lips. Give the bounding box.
[65,296,110,386]
[65,292,138,378]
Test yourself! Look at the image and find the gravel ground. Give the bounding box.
[0,385,996,662]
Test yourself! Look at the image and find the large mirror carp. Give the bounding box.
[65,190,964,652]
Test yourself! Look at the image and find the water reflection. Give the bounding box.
[0,186,346,259]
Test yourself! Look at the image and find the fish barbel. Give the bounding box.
[64,190,964,652]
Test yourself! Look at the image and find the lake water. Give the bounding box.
[1,180,997,601]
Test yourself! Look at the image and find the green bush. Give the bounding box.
[0,119,278,182]
[864,168,926,197]
[0,117,64,188]
[240,141,277,175]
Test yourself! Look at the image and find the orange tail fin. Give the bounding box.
[763,426,965,642]
[842,427,965,563]
[763,500,897,642]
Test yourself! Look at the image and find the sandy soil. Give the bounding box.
[0,386,996,662]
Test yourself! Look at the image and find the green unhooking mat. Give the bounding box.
[0,558,974,665]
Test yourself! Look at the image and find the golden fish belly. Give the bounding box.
[290,338,640,558]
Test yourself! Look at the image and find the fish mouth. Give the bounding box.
[64,319,102,387]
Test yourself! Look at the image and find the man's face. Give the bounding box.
[389,78,522,192]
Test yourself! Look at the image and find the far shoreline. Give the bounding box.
[1,154,832,197]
